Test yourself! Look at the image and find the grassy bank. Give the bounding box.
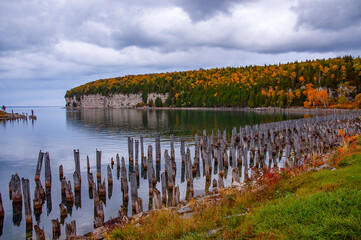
[109,137,361,240]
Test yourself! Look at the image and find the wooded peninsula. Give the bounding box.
[65,56,361,109]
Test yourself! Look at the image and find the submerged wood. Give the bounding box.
[21,178,32,224]
[35,150,44,181]
[65,220,76,239]
[88,172,94,189]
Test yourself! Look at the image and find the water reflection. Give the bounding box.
[66,108,304,137]
[0,107,307,239]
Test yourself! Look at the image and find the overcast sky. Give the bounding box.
[0,0,360,106]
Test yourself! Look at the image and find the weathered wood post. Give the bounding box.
[232,167,240,183]
[34,225,46,240]
[59,165,63,180]
[0,193,4,218]
[74,149,81,182]
[153,188,162,210]
[73,172,81,192]
[155,135,161,164]
[21,178,32,225]
[114,154,119,171]
[96,150,101,180]
[121,158,129,201]
[65,180,74,203]
[170,134,175,161]
[161,172,167,203]
[9,173,22,203]
[148,145,155,195]
[180,138,185,163]
[130,171,138,212]
[87,155,90,173]
[65,220,76,239]
[172,185,180,207]
[35,150,44,181]
[94,201,104,228]
[44,152,52,189]
[33,181,44,211]
[52,218,61,239]
[59,202,67,218]
[128,137,134,164]
[98,179,106,198]
[107,165,113,185]
[135,140,139,165]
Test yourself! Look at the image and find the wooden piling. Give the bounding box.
[96,149,102,180]
[172,185,180,207]
[98,179,106,197]
[73,172,81,192]
[155,135,161,164]
[232,167,240,183]
[153,188,162,209]
[0,193,4,217]
[87,155,90,173]
[44,152,51,188]
[51,219,61,239]
[59,165,63,180]
[35,150,44,181]
[121,161,129,201]
[94,201,104,228]
[65,181,74,203]
[9,173,22,203]
[34,225,46,240]
[170,134,175,161]
[74,149,81,182]
[161,172,167,203]
[107,165,113,185]
[59,202,67,218]
[147,145,155,195]
[21,178,32,224]
[130,172,138,211]
[65,220,76,239]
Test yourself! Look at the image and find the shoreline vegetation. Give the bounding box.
[73,113,361,240]
[65,56,361,110]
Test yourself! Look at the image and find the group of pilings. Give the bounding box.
[2,112,361,238]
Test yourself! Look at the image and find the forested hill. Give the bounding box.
[65,56,361,108]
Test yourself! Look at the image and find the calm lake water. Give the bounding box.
[0,107,306,239]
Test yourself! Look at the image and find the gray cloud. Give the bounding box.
[173,0,249,21]
[292,0,361,31]
[1,0,361,106]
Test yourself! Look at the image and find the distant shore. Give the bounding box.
[65,106,361,114]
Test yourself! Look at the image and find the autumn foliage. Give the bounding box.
[65,56,361,108]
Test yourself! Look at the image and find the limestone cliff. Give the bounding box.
[65,93,168,108]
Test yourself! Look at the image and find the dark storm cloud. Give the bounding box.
[292,0,361,30]
[174,0,250,21]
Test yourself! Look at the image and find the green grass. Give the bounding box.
[109,146,361,240]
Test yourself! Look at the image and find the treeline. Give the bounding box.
[65,56,361,108]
